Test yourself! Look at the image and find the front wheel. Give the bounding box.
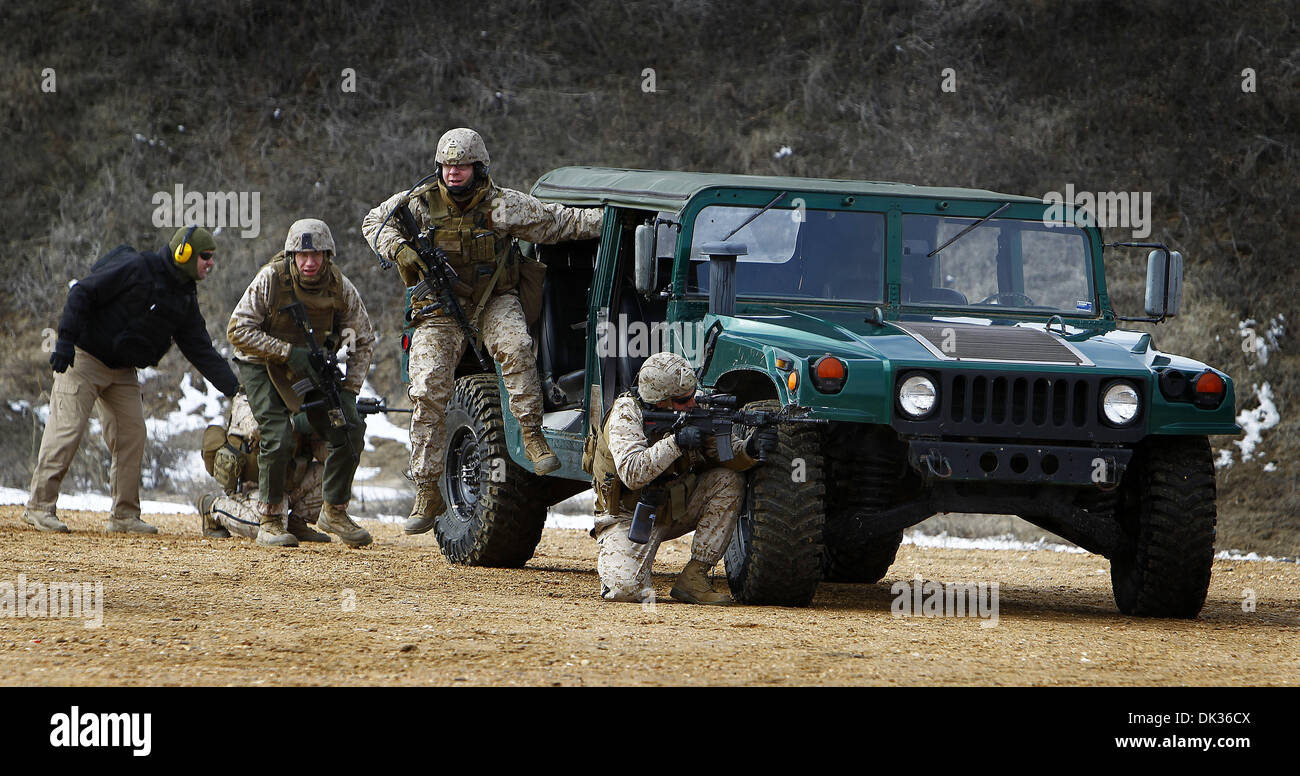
[723,401,826,606]
[1109,435,1217,617]
[435,374,548,567]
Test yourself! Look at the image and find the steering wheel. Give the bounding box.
[977,291,1036,306]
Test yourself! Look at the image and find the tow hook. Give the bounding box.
[921,448,952,479]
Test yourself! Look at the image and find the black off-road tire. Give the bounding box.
[1110,435,1217,618]
[723,401,826,606]
[435,374,548,567]
[823,450,904,583]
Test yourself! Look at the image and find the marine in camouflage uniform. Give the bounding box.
[227,218,376,548]
[361,127,603,535]
[589,353,778,605]
[196,391,331,543]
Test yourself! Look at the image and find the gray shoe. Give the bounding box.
[287,513,330,543]
[318,503,373,548]
[21,508,69,533]
[196,494,230,538]
[107,515,159,534]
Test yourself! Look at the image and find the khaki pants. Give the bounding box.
[594,467,744,602]
[27,347,145,521]
[406,293,544,484]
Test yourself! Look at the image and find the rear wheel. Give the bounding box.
[723,401,825,606]
[1109,435,1217,617]
[435,374,548,567]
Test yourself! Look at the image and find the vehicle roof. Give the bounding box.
[530,166,1044,213]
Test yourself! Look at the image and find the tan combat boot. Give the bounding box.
[318,503,373,548]
[670,559,735,605]
[255,501,299,547]
[21,507,69,533]
[521,425,561,475]
[196,494,229,538]
[107,515,159,534]
[287,513,330,543]
[403,484,446,535]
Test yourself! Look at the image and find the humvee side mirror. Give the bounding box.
[1145,249,1183,318]
[634,224,655,293]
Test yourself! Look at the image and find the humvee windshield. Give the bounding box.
[900,215,1096,315]
[687,206,885,302]
[684,205,1096,316]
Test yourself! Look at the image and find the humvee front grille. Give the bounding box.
[894,370,1146,443]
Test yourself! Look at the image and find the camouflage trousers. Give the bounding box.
[208,464,324,540]
[593,467,744,602]
[407,293,542,484]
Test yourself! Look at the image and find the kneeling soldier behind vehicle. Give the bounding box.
[590,352,778,605]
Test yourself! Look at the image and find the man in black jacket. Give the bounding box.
[22,226,240,534]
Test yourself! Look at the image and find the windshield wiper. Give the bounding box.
[723,191,789,241]
[927,202,1010,258]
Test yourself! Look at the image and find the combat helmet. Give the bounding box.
[637,352,697,403]
[284,218,335,256]
[436,128,490,173]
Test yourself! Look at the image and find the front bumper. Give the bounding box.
[906,439,1132,486]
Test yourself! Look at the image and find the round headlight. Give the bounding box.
[899,375,937,418]
[1102,381,1141,425]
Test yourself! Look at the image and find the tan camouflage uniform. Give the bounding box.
[593,396,757,602]
[205,393,326,540]
[361,181,601,485]
[227,264,374,395]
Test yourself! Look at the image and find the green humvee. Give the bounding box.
[408,167,1240,618]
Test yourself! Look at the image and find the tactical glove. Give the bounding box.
[746,427,780,459]
[50,339,75,373]
[286,346,319,381]
[394,244,424,274]
[674,425,703,450]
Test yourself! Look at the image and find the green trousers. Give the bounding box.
[238,362,364,507]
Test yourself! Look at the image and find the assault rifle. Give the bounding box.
[391,201,491,370]
[629,394,826,544]
[356,397,413,417]
[641,393,827,464]
[281,301,356,433]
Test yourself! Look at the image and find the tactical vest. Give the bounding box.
[590,393,698,517]
[403,178,521,310]
[262,254,346,410]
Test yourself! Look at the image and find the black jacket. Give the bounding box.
[56,245,240,396]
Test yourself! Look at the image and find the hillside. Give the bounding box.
[0,0,1296,552]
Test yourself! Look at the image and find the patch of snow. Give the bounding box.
[1263,461,1277,473]
[145,372,225,442]
[905,531,1087,554]
[354,466,380,482]
[1233,382,1279,462]
[1213,448,1235,470]
[545,512,594,530]
[773,146,793,159]
[0,486,193,514]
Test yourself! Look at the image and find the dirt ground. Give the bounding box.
[0,504,1296,687]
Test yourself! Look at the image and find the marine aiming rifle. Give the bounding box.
[390,201,492,370]
[629,393,827,543]
[641,393,827,464]
[281,301,356,433]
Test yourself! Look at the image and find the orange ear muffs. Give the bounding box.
[175,224,197,264]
